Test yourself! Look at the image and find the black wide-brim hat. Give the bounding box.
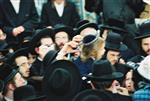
[75,20,89,29]
[43,50,58,67]
[30,28,54,48]
[106,41,128,51]
[86,60,124,82]
[135,20,150,40]
[0,63,18,85]
[87,72,124,82]
[105,31,128,51]
[7,47,29,66]
[76,23,98,35]
[100,18,127,33]
[72,89,112,101]
[43,60,81,101]
[53,25,75,40]
[14,85,46,101]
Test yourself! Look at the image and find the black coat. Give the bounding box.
[104,90,132,101]
[30,58,44,76]
[41,1,80,28]
[0,0,38,43]
[85,0,145,24]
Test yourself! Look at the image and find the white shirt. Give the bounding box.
[4,97,13,101]
[10,0,20,14]
[34,0,47,16]
[54,1,64,17]
[143,0,150,5]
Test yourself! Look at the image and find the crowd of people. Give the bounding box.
[0,0,150,101]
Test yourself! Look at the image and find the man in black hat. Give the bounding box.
[103,31,128,65]
[30,28,55,77]
[29,28,55,95]
[53,24,74,50]
[86,60,132,101]
[0,63,26,101]
[43,60,81,101]
[8,48,30,79]
[85,0,145,37]
[128,20,150,63]
[100,18,140,58]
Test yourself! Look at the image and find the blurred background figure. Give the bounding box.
[41,0,80,28]
[0,0,38,46]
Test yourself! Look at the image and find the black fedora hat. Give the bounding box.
[14,85,46,101]
[0,63,18,85]
[30,28,54,48]
[106,31,128,51]
[43,50,58,67]
[135,20,150,40]
[53,24,75,40]
[76,22,98,35]
[43,60,81,101]
[8,47,29,66]
[72,89,112,101]
[100,18,127,33]
[87,60,123,82]
[75,20,89,29]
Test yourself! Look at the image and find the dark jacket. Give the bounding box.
[41,1,80,28]
[30,58,44,76]
[0,0,38,43]
[85,0,145,24]
[73,57,94,76]
[104,90,132,101]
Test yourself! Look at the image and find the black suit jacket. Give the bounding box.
[41,1,80,28]
[0,0,38,43]
[85,0,145,24]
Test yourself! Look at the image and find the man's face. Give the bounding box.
[15,56,30,78]
[141,37,150,55]
[41,37,53,48]
[106,50,120,65]
[14,73,26,88]
[55,32,69,49]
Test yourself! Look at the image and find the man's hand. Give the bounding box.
[0,29,6,40]
[117,87,129,96]
[12,26,25,36]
